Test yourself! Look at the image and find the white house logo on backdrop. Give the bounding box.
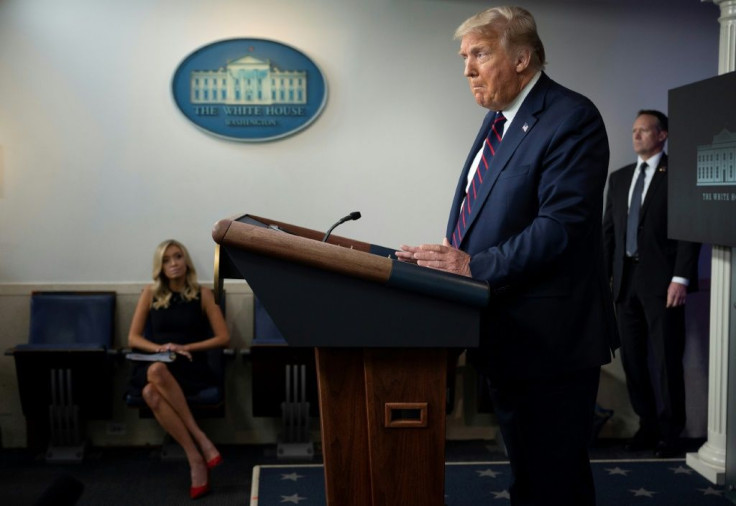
[172,39,327,142]
[696,129,736,187]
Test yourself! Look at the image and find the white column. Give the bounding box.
[687,246,730,484]
[686,0,736,485]
[716,0,736,72]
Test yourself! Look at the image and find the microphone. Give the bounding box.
[322,211,361,242]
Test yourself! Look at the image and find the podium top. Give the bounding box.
[212,214,489,308]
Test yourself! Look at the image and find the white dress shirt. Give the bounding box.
[628,151,688,286]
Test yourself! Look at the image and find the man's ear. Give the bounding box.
[515,48,531,73]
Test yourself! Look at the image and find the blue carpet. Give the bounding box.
[250,459,732,505]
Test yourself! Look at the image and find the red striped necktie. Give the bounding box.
[451,111,506,248]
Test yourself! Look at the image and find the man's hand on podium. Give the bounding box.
[395,238,471,277]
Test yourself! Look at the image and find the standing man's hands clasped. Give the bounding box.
[396,238,472,277]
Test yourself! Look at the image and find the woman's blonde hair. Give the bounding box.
[151,239,200,309]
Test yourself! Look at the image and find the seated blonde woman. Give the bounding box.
[127,239,229,500]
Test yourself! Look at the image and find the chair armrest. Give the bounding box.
[12,343,107,352]
[110,347,131,362]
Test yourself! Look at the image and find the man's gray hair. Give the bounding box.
[455,6,546,71]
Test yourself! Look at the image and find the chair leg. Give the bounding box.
[46,368,85,463]
[277,364,314,460]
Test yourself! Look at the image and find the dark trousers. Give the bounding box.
[616,260,686,441]
[488,366,600,506]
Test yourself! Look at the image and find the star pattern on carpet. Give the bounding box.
[256,461,735,505]
[699,486,724,496]
[280,493,307,503]
[669,465,693,475]
[630,487,657,497]
[491,489,510,499]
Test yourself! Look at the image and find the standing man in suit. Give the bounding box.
[603,110,700,458]
[397,6,618,505]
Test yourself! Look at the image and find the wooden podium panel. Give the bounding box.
[316,348,447,506]
[364,348,447,506]
[315,349,373,504]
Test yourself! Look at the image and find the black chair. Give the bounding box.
[7,291,116,462]
[247,297,317,459]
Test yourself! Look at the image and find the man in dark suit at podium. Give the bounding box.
[603,110,700,458]
[397,6,618,506]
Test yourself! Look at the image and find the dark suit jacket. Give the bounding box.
[603,153,700,301]
[446,72,618,382]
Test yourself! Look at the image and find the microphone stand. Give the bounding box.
[322,211,361,242]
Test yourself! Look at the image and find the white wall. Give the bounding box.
[0,0,719,284]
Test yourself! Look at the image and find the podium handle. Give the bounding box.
[384,402,428,428]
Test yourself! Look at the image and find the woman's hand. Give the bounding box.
[175,349,193,361]
[158,343,193,361]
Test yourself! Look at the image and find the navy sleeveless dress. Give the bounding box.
[127,290,218,397]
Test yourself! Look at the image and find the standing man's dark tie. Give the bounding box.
[626,162,648,257]
[451,111,506,248]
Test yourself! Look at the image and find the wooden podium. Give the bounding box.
[212,214,488,506]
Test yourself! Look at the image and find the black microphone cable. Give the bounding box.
[322,211,361,242]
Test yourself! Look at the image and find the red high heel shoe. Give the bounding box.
[206,454,223,469]
[190,481,210,500]
[190,469,211,500]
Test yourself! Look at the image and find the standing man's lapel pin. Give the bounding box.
[522,123,529,132]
